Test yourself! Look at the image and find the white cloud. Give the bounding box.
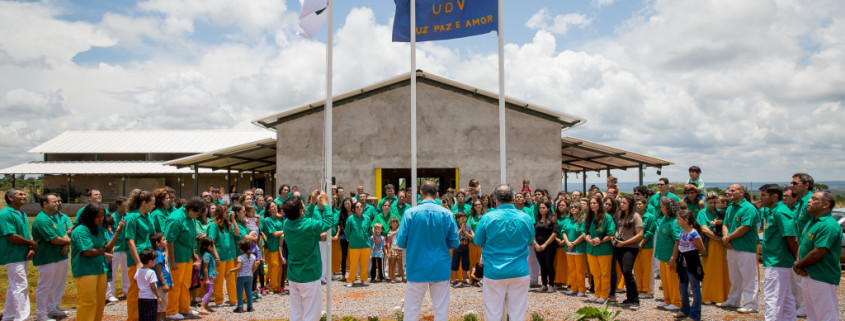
[526,8,592,35]
[592,0,615,7]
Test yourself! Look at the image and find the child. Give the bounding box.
[469,261,484,286]
[606,175,619,193]
[686,166,705,201]
[104,214,119,302]
[227,238,258,313]
[151,233,172,321]
[674,210,705,321]
[521,178,532,193]
[451,212,474,286]
[386,217,405,282]
[369,223,387,282]
[199,236,217,314]
[135,248,161,321]
[250,237,265,299]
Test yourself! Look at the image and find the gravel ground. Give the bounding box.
[60,271,842,320]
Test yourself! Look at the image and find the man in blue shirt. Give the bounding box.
[397,181,459,321]
[475,184,535,321]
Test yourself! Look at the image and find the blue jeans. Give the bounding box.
[236,276,253,309]
[678,269,701,321]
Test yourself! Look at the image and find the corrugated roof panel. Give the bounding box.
[29,130,275,154]
[0,161,226,175]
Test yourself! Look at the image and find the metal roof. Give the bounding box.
[164,138,277,172]
[561,137,673,172]
[0,161,226,175]
[253,71,586,130]
[29,130,275,154]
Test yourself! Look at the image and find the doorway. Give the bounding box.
[376,168,458,199]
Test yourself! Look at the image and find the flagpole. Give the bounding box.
[497,0,506,185]
[324,0,333,318]
[410,0,418,206]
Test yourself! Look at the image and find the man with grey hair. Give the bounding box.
[794,191,842,320]
[718,184,760,313]
[1,188,37,321]
[475,184,535,321]
[397,181,459,321]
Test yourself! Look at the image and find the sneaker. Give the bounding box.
[166,313,185,320]
[674,311,687,318]
[107,296,119,303]
[664,304,680,311]
[607,295,617,302]
[565,290,575,295]
[796,307,807,317]
[737,306,757,314]
[247,307,255,312]
[715,301,738,308]
[639,293,654,299]
[656,302,668,308]
[546,286,555,293]
[576,292,586,297]
[346,283,353,287]
[48,310,66,318]
[361,281,369,286]
[595,298,608,304]
[586,295,598,302]
[187,309,200,316]
[628,303,640,311]
[233,307,244,313]
[540,285,548,292]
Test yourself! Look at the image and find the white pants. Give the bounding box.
[35,261,65,319]
[112,251,130,295]
[289,280,323,321]
[725,249,758,308]
[800,276,840,321]
[319,241,328,282]
[764,267,796,321]
[3,262,30,321]
[527,246,539,285]
[483,276,529,321]
[403,280,450,321]
[790,268,804,312]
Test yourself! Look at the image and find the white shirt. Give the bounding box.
[135,268,158,300]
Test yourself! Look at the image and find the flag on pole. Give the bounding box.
[298,0,328,39]
[393,0,497,42]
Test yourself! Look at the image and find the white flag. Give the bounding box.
[298,0,328,39]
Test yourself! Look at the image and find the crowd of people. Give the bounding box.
[0,167,842,321]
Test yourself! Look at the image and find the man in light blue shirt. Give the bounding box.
[397,181,459,321]
[475,184,535,321]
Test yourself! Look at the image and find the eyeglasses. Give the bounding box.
[657,183,666,186]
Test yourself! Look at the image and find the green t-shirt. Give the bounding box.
[762,202,798,268]
[794,192,812,237]
[725,199,760,253]
[640,211,657,250]
[207,222,237,262]
[655,215,681,262]
[111,211,128,253]
[0,206,33,265]
[123,210,154,267]
[70,225,107,278]
[150,208,169,234]
[584,213,615,256]
[371,212,391,230]
[450,203,471,215]
[562,216,586,254]
[164,208,197,263]
[283,205,334,283]
[261,216,285,253]
[648,193,681,214]
[31,211,70,266]
[344,214,372,249]
[798,212,843,285]
[194,218,214,255]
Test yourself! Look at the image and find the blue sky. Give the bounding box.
[1,0,844,185]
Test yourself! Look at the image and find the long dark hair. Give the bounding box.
[678,210,702,236]
[214,205,229,231]
[76,203,104,234]
[584,195,605,232]
[199,236,215,256]
[618,195,637,230]
[534,201,554,225]
[338,198,352,234]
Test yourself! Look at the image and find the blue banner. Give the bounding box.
[393,0,498,42]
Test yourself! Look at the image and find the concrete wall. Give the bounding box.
[275,81,562,196]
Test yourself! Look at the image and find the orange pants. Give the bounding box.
[634,248,654,293]
[347,248,371,283]
[567,253,587,293]
[127,266,139,321]
[587,254,612,299]
[75,274,107,321]
[265,250,283,292]
[554,247,568,285]
[213,260,237,304]
[660,261,682,307]
[166,261,193,315]
[701,239,730,303]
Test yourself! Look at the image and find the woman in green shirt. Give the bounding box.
[344,201,372,285]
[207,204,241,305]
[261,199,286,293]
[150,188,171,234]
[71,203,125,321]
[124,189,155,321]
[561,201,587,296]
[583,195,615,303]
[467,200,485,276]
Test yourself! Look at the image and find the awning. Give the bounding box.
[561,137,673,173]
[0,161,225,175]
[164,138,277,172]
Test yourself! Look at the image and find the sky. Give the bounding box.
[0,0,844,185]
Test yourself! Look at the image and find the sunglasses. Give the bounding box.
[790,182,803,186]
